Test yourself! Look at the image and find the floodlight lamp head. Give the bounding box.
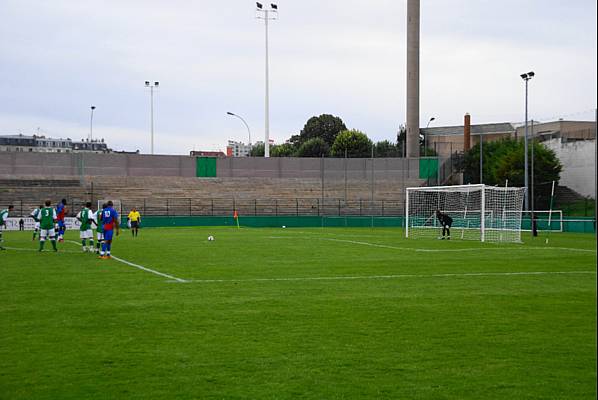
[520,73,528,80]
[145,81,150,86]
[91,106,96,110]
[154,81,159,86]
[271,3,278,9]
[527,71,535,77]
[256,2,263,9]
[227,112,234,116]
[430,117,435,121]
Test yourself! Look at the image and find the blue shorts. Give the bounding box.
[104,229,114,241]
[57,220,66,228]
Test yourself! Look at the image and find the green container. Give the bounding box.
[419,158,438,179]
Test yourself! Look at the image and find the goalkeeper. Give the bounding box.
[435,209,453,240]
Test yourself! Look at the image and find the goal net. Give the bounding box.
[518,210,563,232]
[97,199,122,222]
[405,184,526,242]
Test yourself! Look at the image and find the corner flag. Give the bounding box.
[233,210,240,229]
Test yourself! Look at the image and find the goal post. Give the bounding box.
[97,199,122,222]
[405,184,526,242]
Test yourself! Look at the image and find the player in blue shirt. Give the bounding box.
[56,199,68,242]
[98,201,120,259]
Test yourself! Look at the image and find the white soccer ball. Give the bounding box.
[282,225,286,228]
[208,235,214,241]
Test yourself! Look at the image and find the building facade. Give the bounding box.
[226,140,252,157]
[0,134,110,153]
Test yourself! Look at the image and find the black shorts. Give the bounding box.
[131,221,139,228]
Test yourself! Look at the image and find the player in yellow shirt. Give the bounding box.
[127,207,142,237]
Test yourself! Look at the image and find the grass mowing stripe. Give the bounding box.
[183,270,596,284]
[268,236,597,253]
[2,246,83,254]
[65,240,189,283]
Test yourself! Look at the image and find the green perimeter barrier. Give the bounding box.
[131,215,404,228]
[127,215,596,233]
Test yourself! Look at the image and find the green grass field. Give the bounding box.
[1,227,596,399]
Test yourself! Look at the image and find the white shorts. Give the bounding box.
[97,232,104,241]
[40,228,56,240]
[34,222,40,230]
[80,229,93,239]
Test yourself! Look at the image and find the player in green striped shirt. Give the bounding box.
[93,203,106,254]
[38,200,58,252]
[76,202,96,252]
[0,205,15,250]
[30,205,43,241]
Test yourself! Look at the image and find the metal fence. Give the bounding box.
[9,197,408,218]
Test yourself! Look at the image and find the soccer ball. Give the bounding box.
[282,225,286,228]
[207,235,214,241]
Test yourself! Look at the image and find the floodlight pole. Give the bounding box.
[145,81,159,155]
[530,119,535,215]
[521,71,534,212]
[89,106,96,141]
[256,3,278,158]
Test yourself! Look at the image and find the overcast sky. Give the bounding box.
[1,0,596,154]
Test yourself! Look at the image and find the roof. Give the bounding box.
[421,122,515,136]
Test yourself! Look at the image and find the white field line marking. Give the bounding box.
[65,240,188,283]
[267,236,596,254]
[3,246,82,254]
[184,270,596,284]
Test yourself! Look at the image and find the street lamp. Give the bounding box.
[227,112,252,145]
[145,81,160,154]
[521,71,534,212]
[256,2,278,158]
[89,106,96,141]
[424,117,435,156]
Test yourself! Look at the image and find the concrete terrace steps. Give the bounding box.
[2,174,425,216]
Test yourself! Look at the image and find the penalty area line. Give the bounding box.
[65,240,188,283]
[185,270,596,284]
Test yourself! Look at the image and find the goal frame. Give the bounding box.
[405,184,525,242]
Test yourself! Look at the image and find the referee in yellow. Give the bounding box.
[127,207,142,237]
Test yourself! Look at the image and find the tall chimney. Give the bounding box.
[464,113,471,151]
[406,0,420,158]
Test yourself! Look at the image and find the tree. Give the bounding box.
[330,129,373,158]
[374,140,398,157]
[271,143,296,157]
[295,137,330,157]
[462,139,561,206]
[396,124,406,157]
[249,143,264,157]
[298,114,347,147]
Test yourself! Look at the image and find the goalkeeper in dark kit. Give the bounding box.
[435,209,453,240]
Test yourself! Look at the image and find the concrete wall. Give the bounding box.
[544,138,596,198]
[0,152,196,177]
[216,157,422,180]
[0,152,424,181]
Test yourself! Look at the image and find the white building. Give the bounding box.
[0,134,110,153]
[226,140,252,157]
